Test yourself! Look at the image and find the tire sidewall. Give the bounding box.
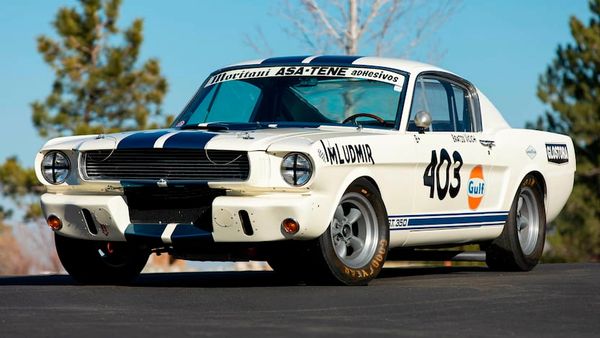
[318,179,389,285]
[512,176,546,267]
[55,234,149,284]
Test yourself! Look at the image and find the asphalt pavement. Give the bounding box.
[0,263,598,337]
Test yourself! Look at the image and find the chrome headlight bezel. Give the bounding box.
[280,152,313,186]
[41,151,71,184]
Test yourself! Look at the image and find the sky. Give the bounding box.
[0,0,591,167]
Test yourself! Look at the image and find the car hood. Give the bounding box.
[40,124,389,153]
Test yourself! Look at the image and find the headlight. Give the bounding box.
[281,153,313,186]
[41,151,71,184]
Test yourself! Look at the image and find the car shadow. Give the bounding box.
[377,265,489,279]
[0,265,490,288]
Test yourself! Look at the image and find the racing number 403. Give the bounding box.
[423,149,463,200]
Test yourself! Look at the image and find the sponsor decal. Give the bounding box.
[205,66,403,87]
[467,165,485,210]
[545,143,569,164]
[451,134,476,143]
[319,140,375,165]
[526,145,537,159]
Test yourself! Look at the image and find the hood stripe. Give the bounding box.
[261,56,310,64]
[162,131,217,149]
[154,131,181,148]
[309,55,362,65]
[302,55,321,63]
[118,130,171,149]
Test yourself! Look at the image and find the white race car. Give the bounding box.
[36,56,575,285]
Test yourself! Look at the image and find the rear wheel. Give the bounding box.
[55,234,149,284]
[485,175,546,271]
[313,178,389,285]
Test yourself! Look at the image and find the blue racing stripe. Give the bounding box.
[407,214,508,227]
[118,130,170,149]
[261,56,310,64]
[389,211,509,218]
[170,224,214,248]
[309,55,362,65]
[391,222,506,231]
[162,131,217,149]
[388,211,509,231]
[124,223,167,247]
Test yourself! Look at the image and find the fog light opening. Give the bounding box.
[47,215,63,231]
[282,218,300,235]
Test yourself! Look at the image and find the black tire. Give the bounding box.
[311,178,389,286]
[55,233,150,285]
[266,242,311,282]
[485,175,546,271]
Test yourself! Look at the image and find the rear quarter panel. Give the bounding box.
[492,128,575,222]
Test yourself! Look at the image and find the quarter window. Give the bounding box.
[408,77,475,132]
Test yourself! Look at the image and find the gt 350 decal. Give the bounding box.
[423,149,463,200]
[319,140,374,165]
[545,143,569,164]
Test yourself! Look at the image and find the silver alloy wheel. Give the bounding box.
[330,192,379,268]
[516,186,540,255]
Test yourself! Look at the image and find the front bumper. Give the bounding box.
[40,191,331,246]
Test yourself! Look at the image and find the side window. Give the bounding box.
[408,76,474,132]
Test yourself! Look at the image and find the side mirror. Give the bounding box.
[414,110,432,134]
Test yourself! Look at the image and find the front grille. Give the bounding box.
[125,186,224,226]
[82,149,249,181]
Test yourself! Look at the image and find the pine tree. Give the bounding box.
[531,0,600,262]
[31,0,169,137]
[0,0,169,219]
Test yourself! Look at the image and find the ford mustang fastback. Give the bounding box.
[36,55,575,285]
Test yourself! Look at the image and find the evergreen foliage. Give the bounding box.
[31,0,169,137]
[529,0,600,262]
[0,0,169,221]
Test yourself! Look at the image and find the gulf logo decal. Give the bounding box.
[467,165,485,210]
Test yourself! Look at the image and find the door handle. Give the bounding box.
[479,139,495,149]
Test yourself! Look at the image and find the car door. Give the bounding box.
[404,74,504,234]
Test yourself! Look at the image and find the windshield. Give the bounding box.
[173,65,406,129]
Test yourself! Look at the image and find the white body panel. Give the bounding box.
[35,57,576,251]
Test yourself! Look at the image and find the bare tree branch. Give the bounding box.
[243,26,273,57]
[243,0,461,61]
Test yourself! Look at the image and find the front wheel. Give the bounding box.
[55,234,149,284]
[485,175,546,271]
[314,178,389,285]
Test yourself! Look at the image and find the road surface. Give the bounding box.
[0,263,598,337]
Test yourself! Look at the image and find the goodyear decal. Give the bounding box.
[545,143,569,164]
[388,211,508,230]
[318,140,374,165]
[467,165,485,210]
[205,66,404,87]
